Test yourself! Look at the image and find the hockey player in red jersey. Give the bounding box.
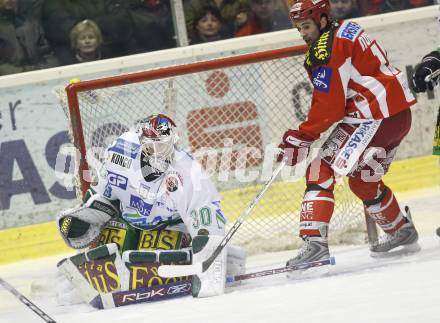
[278,0,420,266]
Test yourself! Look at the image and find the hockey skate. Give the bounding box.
[286,237,331,278]
[370,220,420,258]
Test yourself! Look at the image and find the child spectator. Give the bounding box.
[191,5,232,44]
[0,0,58,75]
[184,0,249,40]
[330,0,360,20]
[234,0,291,37]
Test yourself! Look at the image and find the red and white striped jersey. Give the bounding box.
[299,20,416,140]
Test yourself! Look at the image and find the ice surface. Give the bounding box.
[1,187,439,323]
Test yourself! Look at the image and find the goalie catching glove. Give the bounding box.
[57,194,119,249]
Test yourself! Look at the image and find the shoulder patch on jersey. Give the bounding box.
[108,138,140,159]
[312,66,332,93]
[336,21,362,42]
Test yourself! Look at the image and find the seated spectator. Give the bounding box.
[0,0,58,76]
[58,19,104,65]
[330,0,360,20]
[409,0,434,7]
[234,0,291,37]
[357,0,383,16]
[184,0,249,40]
[41,0,133,63]
[190,5,233,44]
[359,0,433,16]
[128,0,175,53]
[380,0,412,13]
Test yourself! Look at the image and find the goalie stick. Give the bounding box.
[158,159,287,278]
[61,255,334,309]
[0,277,56,323]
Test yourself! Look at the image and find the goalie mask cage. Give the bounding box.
[61,45,365,254]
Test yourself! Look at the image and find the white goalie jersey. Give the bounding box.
[93,131,226,238]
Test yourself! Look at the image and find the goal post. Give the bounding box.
[60,44,364,253]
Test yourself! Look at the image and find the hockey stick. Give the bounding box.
[158,159,287,278]
[0,277,56,323]
[84,257,337,308]
[226,257,336,284]
[91,257,336,308]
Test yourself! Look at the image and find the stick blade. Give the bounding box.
[158,262,203,278]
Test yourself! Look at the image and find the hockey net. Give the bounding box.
[57,45,365,254]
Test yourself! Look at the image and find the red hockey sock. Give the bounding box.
[299,190,334,239]
[364,187,407,234]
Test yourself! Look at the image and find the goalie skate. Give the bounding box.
[285,238,331,279]
[370,221,420,258]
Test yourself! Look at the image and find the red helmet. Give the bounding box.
[289,0,331,25]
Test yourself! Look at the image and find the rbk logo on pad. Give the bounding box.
[312,67,332,93]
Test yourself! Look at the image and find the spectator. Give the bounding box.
[409,0,434,7]
[357,0,383,16]
[184,0,249,40]
[380,0,412,13]
[0,0,58,76]
[58,19,104,65]
[234,0,291,37]
[330,0,360,20]
[41,0,133,63]
[128,0,175,53]
[359,0,433,16]
[191,5,232,44]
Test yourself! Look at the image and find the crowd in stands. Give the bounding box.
[0,0,435,76]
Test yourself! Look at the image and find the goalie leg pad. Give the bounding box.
[191,235,227,298]
[57,194,119,249]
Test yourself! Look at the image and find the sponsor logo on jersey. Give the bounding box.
[109,138,140,159]
[312,66,332,93]
[103,183,112,198]
[129,195,153,217]
[314,30,331,61]
[337,21,362,42]
[110,152,133,169]
[107,170,128,189]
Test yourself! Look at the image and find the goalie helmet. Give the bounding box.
[289,0,330,25]
[138,114,178,175]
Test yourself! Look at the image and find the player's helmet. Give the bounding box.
[289,0,330,25]
[138,114,178,173]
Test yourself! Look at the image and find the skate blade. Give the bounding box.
[370,242,421,258]
[286,264,330,280]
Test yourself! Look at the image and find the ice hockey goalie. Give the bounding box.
[55,114,246,305]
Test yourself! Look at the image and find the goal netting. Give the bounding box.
[57,45,365,254]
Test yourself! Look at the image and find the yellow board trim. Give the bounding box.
[0,155,438,264]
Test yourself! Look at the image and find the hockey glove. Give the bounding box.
[412,51,440,93]
[57,194,120,249]
[277,129,313,166]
